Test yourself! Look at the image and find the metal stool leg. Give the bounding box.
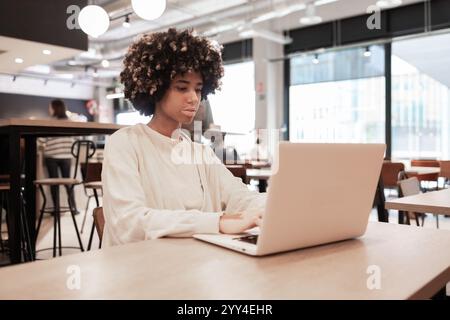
[19,190,34,261]
[56,209,62,256]
[68,186,84,252]
[80,195,92,233]
[52,206,57,258]
[87,189,100,251]
[0,191,5,253]
[35,185,47,242]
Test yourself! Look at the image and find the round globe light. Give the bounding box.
[132,0,166,21]
[78,5,110,38]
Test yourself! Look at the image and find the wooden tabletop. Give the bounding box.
[0,222,449,300]
[0,118,124,130]
[385,188,450,215]
[246,168,272,180]
[406,166,440,175]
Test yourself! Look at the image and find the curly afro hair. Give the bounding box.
[120,28,224,116]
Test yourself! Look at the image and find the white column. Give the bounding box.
[253,34,285,131]
[95,86,114,123]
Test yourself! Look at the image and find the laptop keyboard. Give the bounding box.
[234,234,258,245]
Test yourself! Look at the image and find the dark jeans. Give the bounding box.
[44,158,77,212]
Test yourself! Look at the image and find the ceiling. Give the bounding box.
[2,0,429,84]
[0,36,81,74]
[393,32,450,88]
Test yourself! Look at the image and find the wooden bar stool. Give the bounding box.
[1,182,35,262]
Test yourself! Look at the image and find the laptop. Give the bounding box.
[193,142,386,256]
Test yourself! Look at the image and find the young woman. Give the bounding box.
[102,28,265,246]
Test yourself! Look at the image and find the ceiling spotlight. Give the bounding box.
[44,79,48,86]
[312,54,319,64]
[42,49,52,55]
[364,47,372,58]
[101,59,110,68]
[122,15,131,28]
[93,68,99,77]
[300,3,322,25]
[15,57,24,64]
[78,5,110,38]
[12,75,17,82]
[376,0,402,8]
[132,0,166,21]
[71,82,75,88]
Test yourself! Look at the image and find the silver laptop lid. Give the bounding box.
[256,142,385,255]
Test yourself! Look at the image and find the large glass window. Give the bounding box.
[208,61,255,134]
[289,45,385,143]
[391,33,450,160]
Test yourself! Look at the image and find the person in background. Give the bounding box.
[102,28,265,246]
[208,131,240,165]
[38,99,79,215]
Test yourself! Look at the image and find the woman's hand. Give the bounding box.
[219,211,262,234]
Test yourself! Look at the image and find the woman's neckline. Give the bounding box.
[141,123,190,144]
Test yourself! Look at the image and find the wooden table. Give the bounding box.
[385,188,450,215]
[0,119,125,263]
[405,166,440,176]
[246,169,272,192]
[0,222,449,299]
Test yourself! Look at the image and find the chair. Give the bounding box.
[34,140,96,258]
[381,161,405,194]
[0,183,9,254]
[80,161,104,251]
[411,159,440,167]
[79,162,103,234]
[92,207,104,249]
[225,165,247,183]
[438,161,450,188]
[398,177,440,228]
[0,182,34,261]
[409,159,440,191]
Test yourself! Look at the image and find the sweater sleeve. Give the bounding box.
[102,130,221,244]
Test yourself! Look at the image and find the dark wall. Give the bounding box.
[285,0,450,54]
[0,92,92,121]
[222,39,253,63]
[0,0,88,51]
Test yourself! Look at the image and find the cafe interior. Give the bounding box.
[1,0,450,300]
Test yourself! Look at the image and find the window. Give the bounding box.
[208,61,255,134]
[289,45,385,143]
[391,33,450,160]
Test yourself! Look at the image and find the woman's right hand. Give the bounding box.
[219,212,262,234]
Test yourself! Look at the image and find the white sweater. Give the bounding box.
[102,123,266,246]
